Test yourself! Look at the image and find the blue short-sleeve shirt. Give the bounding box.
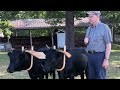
[85,21,113,52]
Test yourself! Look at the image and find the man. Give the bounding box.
[84,11,112,79]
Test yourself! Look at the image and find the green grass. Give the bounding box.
[106,49,120,79]
[0,46,120,79]
[0,52,56,79]
[0,52,30,79]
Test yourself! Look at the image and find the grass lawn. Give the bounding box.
[0,52,30,79]
[0,52,57,79]
[0,44,120,79]
[106,49,120,79]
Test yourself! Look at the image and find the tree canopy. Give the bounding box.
[0,11,120,37]
[0,11,119,23]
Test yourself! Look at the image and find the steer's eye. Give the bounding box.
[41,61,45,66]
[19,59,23,62]
[8,52,12,57]
[50,58,56,64]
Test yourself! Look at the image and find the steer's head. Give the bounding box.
[42,49,63,72]
[43,48,72,73]
[7,50,30,73]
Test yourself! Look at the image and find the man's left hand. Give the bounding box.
[102,59,109,70]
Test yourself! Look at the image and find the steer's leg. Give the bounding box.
[39,75,44,79]
[52,70,56,79]
[57,71,62,79]
[58,71,67,79]
[30,76,38,79]
[70,73,74,79]
[29,73,38,79]
[45,73,48,79]
[80,72,84,79]
[85,64,89,79]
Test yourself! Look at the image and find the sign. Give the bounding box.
[56,30,65,48]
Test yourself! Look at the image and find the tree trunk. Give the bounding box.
[65,11,75,49]
[29,30,32,47]
[7,37,10,43]
[112,26,115,44]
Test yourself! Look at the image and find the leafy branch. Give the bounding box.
[0,19,13,43]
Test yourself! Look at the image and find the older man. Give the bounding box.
[84,11,112,79]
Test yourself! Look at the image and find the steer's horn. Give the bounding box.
[10,48,14,51]
[9,48,14,52]
[58,50,72,58]
[46,44,50,49]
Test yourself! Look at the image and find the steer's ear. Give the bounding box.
[42,49,48,55]
[19,53,26,61]
[8,52,12,57]
[57,51,62,58]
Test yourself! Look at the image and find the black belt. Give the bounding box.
[88,51,104,54]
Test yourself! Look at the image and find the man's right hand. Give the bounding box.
[84,38,89,45]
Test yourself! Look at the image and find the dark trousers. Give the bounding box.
[88,52,106,79]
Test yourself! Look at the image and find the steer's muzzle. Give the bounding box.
[42,66,51,73]
[7,65,15,73]
[7,68,14,73]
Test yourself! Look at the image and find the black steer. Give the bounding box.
[7,48,56,79]
[43,48,88,79]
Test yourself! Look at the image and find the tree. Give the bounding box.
[45,11,65,25]
[0,20,13,43]
[0,19,13,51]
[45,11,76,49]
[3,11,120,46]
[65,11,75,49]
[101,11,120,43]
[15,11,47,19]
[0,11,19,20]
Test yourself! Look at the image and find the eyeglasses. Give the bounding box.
[88,14,96,18]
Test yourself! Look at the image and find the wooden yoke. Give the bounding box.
[26,46,34,71]
[25,46,46,60]
[56,46,67,71]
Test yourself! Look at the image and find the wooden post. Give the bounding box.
[51,32,54,48]
[22,46,24,52]
[31,46,34,50]
[26,45,34,71]
[64,46,66,52]
[29,30,33,47]
[15,31,18,36]
[53,45,56,49]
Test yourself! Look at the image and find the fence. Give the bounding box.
[0,35,85,50]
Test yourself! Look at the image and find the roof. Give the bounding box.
[11,19,54,30]
[10,17,115,30]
